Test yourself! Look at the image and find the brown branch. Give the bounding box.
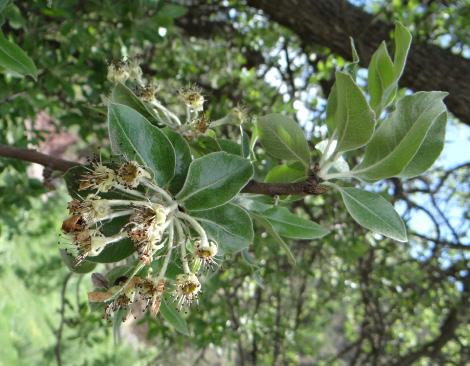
[0,144,79,172]
[0,144,328,196]
[241,177,328,195]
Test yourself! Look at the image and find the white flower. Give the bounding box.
[79,163,116,193]
[194,240,218,269]
[107,60,130,84]
[173,273,201,308]
[179,85,205,112]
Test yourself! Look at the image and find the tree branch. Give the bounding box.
[0,144,79,172]
[0,144,327,196]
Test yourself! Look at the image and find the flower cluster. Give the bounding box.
[62,159,219,320]
[107,58,143,85]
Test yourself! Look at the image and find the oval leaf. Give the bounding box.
[160,298,190,335]
[162,128,192,194]
[257,113,310,168]
[368,22,412,116]
[252,213,296,265]
[399,111,447,178]
[176,152,253,211]
[190,203,254,253]
[337,186,407,242]
[262,206,330,240]
[108,103,176,187]
[332,71,376,153]
[111,82,158,123]
[352,92,448,181]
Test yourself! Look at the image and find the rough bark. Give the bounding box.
[247,0,470,125]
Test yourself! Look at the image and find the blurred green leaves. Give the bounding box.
[0,31,37,79]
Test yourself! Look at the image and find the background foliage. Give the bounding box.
[0,0,469,365]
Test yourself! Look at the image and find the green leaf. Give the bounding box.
[257,113,310,168]
[190,203,254,253]
[0,0,11,14]
[176,152,253,211]
[108,103,176,187]
[113,308,127,344]
[352,92,448,181]
[325,83,338,134]
[399,111,447,178]
[368,23,412,116]
[218,138,242,156]
[393,23,412,80]
[0,31,37,79]
[87,216,135,263]
[162,128,192,194]
[332,71,375,153]
[111,82,158,123]
[189,135,221,157]
[265,162,306,183]
[261,206,330,240]
[87,241,135,263]
[252,213,296,265]
[241,128,251,158]
[326,39,362,134]
[160,298,190,335]
[368,42,395,115]
[60,250,96,274]
[344,37,360,78]
[335,186,407,242]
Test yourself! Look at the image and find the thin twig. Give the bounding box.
[55,272,73,366]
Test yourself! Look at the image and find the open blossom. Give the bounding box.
[179,85,205,113]
[117,160,151,188]
[79,162,116,193]
[173,273,201,309]
[194,240,218,269]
